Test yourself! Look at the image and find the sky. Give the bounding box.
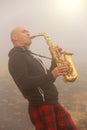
[0,0,87,77]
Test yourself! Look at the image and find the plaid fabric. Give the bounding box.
[28,103,78,130]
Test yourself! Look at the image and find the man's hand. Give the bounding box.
[53,45,64,56]
[51,63,69,79]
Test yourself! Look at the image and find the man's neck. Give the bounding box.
[14,44,30,50]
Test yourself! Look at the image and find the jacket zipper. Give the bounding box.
[38,87,45,102]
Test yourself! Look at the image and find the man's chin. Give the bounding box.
[25,43,31,49]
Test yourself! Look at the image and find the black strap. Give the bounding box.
[31,52,52,60]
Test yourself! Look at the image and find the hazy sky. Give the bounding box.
[0,0,87,74]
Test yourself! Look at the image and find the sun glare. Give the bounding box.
[62,0,79,9]
[57,0,85,15]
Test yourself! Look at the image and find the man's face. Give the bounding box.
[16,27,31,47]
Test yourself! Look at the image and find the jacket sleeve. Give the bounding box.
[9,52,55,90]
[49,58,57,71]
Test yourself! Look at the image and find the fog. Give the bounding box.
[0,0,87,85]
[0,0,87,130]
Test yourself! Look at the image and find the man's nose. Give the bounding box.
[27,33,30,36]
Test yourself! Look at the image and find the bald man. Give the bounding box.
[8,26,78,130]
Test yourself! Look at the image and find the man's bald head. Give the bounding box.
[11,27,25,42]
[10,26,31,48]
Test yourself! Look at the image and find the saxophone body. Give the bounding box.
[31,33,78,82]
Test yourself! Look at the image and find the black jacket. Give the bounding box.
[8,46,59,105]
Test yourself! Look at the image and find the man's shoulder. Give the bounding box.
[9,47,26,58]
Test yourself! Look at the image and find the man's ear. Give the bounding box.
[12,34,18,41]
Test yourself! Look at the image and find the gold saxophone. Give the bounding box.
[31,33,78,82]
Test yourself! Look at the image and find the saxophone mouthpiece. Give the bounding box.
[30,35,38,39]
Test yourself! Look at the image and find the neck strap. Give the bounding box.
[31,52,52,60]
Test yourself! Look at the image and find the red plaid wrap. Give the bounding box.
[28,103,78,130]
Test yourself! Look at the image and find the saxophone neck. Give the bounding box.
[30,33,47,39]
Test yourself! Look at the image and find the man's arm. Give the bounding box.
[8,53,55,90]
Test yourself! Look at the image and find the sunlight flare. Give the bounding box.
[56,0,85,16]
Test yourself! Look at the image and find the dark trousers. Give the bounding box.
[28,103,78,130]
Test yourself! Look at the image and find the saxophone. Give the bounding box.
[30,33,78,82]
